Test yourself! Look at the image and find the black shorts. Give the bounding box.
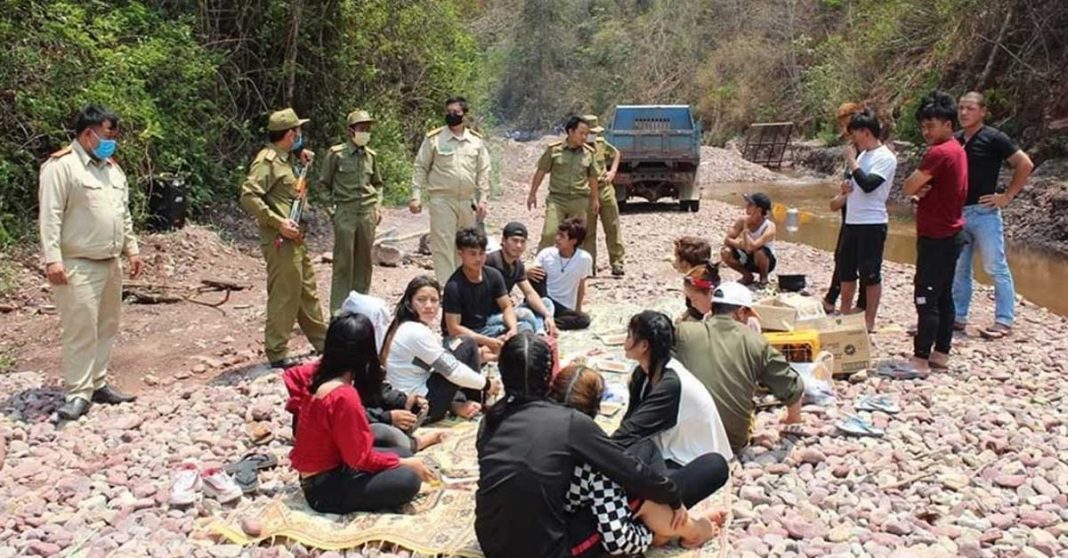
[838,224,887,284]
[731,247,777,273]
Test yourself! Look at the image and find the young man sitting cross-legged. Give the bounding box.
[527,217,594,330]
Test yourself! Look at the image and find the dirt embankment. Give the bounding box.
[791,140,1068,255]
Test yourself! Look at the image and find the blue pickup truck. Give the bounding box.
[605,105,702,212]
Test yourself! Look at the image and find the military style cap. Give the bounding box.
[267,108,310,132]
[582,114,604,133]
[346,109,375,126]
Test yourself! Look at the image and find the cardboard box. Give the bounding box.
[803,313,871,375]
[753,298,797,332]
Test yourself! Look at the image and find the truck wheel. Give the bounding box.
[688,200,700,213]
[617,196,628,213]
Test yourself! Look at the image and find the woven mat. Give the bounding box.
[209,300,732,556]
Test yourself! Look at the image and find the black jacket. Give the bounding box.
[364,383,409,426]
[475,400,681,558]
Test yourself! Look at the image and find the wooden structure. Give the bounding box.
[742,122,794,168]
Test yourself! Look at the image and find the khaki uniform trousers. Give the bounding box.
[330,203,377,314]
[54,257,122,402]
[538,194,596,257]
[429,195,476,284]
[585,184,625,269]
[261,238,327,362]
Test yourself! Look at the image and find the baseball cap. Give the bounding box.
[711,281,754,308]
[268,108,310,131]
[502,222,528,239]
[346,109,375,126]
[743,192,772,212]
[582,114,604,133]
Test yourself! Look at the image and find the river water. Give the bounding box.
[705,180,1068,317]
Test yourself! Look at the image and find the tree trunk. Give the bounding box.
[284,0,304,106]
[978,6,1013,91]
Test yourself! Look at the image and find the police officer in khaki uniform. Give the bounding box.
[582,114,626,276]
[527,115,599,254]
[320,109,384,314]
[409,96,491,284]
[39,105,141,420]
[239,108,327,368]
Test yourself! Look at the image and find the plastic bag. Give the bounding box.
[790,351,836,406]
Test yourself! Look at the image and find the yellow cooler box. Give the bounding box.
[763,331,821,363]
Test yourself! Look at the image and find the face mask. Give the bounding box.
[352,131,371,147]
[291,133,304,152]
[587,134,598,144]
[445,112,464,127]
[90,129,117,159]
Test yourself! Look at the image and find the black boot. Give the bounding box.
[57,398,90,420]
[91,385,136,405]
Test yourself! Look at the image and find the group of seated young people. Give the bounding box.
[280,212,809,557]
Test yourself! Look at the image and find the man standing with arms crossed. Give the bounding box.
[952,92,1033,339]
[582,115,626,277]
[320,109,384,314]
[39,105,142,420]
[410,96,492,285]
[527,116,600,254]
[240,108,327,369]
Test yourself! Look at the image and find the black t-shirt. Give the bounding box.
[485,250,527,293]
[955,125,1019,206]
[442,266,508,331]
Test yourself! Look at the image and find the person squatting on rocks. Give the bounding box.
[475,333,723,558]
[952,91,1034,339]
[39,104,142,420]
[409,96,492,285]
[239,108,327,370]
[720,192,777,286]
[289,313,438,514]
[527,217,595,330]
[902,91,969,374]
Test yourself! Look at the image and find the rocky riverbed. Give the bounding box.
[0,138,1066,557]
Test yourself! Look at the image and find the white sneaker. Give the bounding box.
[202,467,243,504]
[169,462,202,506]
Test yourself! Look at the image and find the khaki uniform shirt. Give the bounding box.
[38,141,138,264]
[592,138,619,177]
[319,142,383,213]
[239,144,301,239]
[536,141,597,199]
[411,127,491,202]
[675,315,803,452]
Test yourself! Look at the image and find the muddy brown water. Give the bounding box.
[705,180,1068,317]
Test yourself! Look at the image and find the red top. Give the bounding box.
[915,139,968,239]
[289,383,400,474]
[283,361,318,416]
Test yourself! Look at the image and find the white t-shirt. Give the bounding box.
[845,145,897,225]
[534,247,593,310]
[656,359,735,464]
[385,321,485,397]
[340,291,391,353]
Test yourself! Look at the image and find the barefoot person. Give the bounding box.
[952,91,1034,339]
[902,91,969,373]
[476,334,721,558]
[721,193,776,285]
[39,105,142,420]
[382,275,501,423]
[837,107,897,331]
[290,313,438,514]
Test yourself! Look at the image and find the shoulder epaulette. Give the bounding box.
[426,127,444,138]
[468,128,484,139]
[547,140,564,148]
[262,148,277,163]
[365,147,377,156]
[582,144,596,153]
[330,143,346,153]
[49,147,72,159]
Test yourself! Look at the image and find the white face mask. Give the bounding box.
[587,134,598,144]
[352,131,371,147]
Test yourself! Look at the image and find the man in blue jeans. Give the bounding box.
[952,92,1034,339]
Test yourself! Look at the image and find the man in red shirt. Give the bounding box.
[902,91,968,374]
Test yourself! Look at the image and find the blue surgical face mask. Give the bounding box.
[291,133,304,152]
[90,128,117,159]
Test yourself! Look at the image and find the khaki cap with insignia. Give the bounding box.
[346,109,375,126]
[268,108,310,131]
[582,114,604,133]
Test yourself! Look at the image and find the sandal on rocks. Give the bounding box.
[875,360,928,380]
[856,395,901,414]
[836,415,885,438]
[979,323,1012,340]
[225,452,279,472]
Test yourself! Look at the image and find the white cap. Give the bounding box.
[711,281,754,308]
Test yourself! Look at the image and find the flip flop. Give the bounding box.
[224,462,259,494]
[224,452,278,474]
[875,361,928,380]
[856,395,901,414]
[835,415,885,438]
[979,324,1012,340]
